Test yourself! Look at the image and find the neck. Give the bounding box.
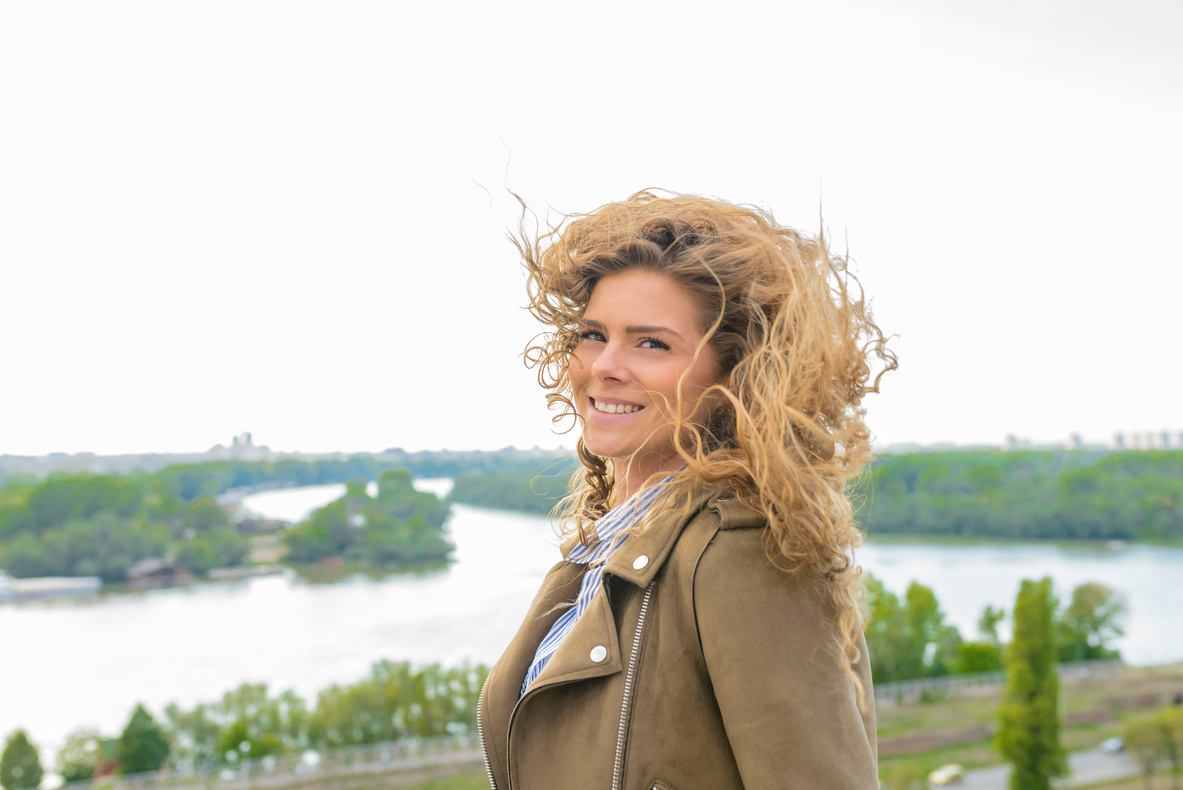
[610,452,679,509]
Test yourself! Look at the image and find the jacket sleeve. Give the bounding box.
[694,525,879,789]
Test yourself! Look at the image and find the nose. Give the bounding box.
[591,340,629,384]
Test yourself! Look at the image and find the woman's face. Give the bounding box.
[571,268,722,482]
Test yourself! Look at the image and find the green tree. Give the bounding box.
[210,684,308,761]
[173,538,218,576]
[163,703,221,768]
[1056,582,1127,662]
[1125,714,1166,790]
[953,641,1003,674]
[183,496,231,535]
[1,730,43,790]
[56,728,102,784]
[979,604,1006,643]
[997,578,1067,790]
[1154,706,1183,790]
[863,575,962,682]
[116,706,169,775]
[308,661,487,748]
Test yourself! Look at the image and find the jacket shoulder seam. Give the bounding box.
[690,521,724,669]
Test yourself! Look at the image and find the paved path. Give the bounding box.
[955,749,1138,789]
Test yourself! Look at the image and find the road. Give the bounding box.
[955,749,1138,789]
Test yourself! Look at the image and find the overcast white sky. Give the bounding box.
[2,0,1179,457]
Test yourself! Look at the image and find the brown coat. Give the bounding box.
[478,486,879,790]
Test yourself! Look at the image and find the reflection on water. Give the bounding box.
[287,562,452,586]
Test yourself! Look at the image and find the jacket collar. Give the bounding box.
[525,482,721,688]
[602,480,722,588]
[558,480,766,589]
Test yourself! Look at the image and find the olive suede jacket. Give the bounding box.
[478,486,879,790]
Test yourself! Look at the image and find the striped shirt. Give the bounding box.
[520,480,671,696]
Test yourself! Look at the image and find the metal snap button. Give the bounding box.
[632,555,649,570]
[590,645,608,663]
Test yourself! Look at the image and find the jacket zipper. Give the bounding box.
[477,674,498,790]
[612,579,656,790]
[491,579,658,790]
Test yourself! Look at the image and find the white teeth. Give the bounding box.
[593,399,642,415]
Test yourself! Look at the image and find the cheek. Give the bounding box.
[680,370,726,420]
[570,358,588,388]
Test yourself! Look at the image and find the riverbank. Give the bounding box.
[863,532,1183,550]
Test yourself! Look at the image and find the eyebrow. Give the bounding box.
[580,319,685,339]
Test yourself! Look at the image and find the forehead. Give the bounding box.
[583,269,705,332]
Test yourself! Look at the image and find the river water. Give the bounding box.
[2,479,1181,757]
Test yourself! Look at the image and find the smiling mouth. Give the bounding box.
[591,398,644,415]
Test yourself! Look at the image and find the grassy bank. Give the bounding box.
[875,663,1182,787]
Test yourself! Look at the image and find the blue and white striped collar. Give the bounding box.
[566,477,673,565]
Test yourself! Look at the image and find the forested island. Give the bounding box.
[0,472,248,581]
[0,461,453,582]
[449,448,1183,544]
[283,472,450,565]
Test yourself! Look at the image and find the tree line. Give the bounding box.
[448,449,1183,544]
[0,660,488,790]
[864,449,1183,542]
[450,455,578,515]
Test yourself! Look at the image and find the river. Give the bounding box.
[1,479,1181,757]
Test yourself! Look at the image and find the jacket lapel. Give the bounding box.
[603,482,719,587]
[525,576,623,689]
[483,560,584,786]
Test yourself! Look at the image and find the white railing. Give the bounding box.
[874,658,1123,705]
[60,733,483,790]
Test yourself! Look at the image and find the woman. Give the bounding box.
[478,190,895,790]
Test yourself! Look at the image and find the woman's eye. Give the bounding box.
[578,330,606,343]
[639,337,671,351]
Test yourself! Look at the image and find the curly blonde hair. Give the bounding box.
[515,189,896,693]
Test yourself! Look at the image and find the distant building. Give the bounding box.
[206,432,271,461]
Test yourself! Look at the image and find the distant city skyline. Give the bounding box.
[7,425,1183,461]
